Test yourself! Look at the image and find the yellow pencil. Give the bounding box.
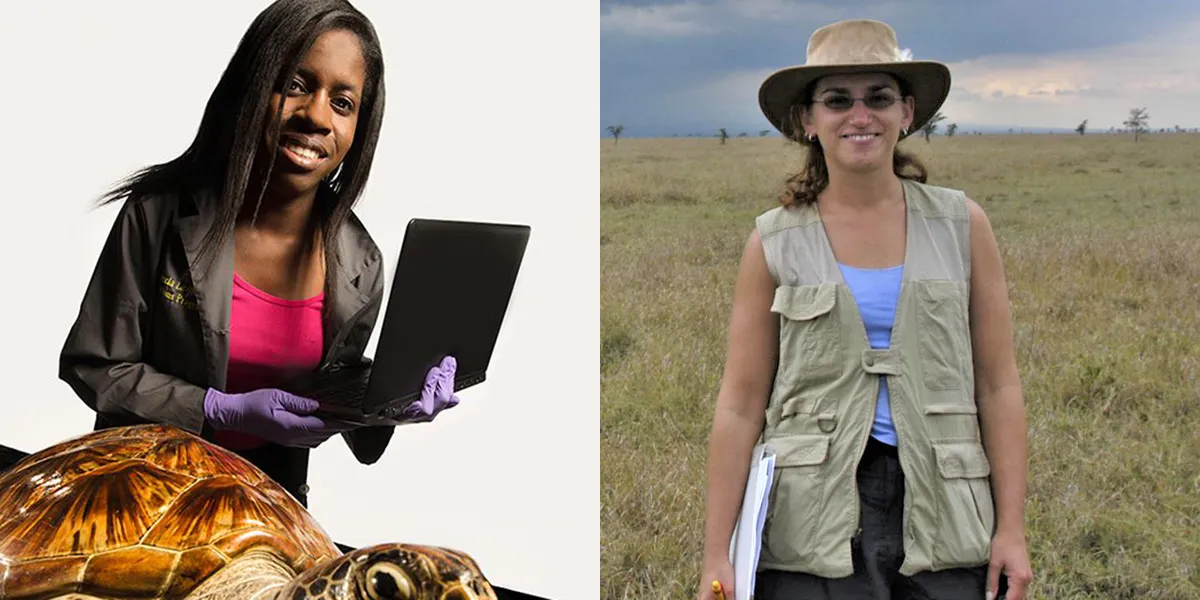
[712,580,725,600]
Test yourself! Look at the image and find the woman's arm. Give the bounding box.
[965,198,1027,535]
[965,198,1033,598]
[701,229,779,575]
[58,199,210,434]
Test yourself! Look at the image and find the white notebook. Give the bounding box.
[728,442,775,600]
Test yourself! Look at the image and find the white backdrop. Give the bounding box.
[0,3,598,599]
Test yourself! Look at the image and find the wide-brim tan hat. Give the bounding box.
[758,19,950,141]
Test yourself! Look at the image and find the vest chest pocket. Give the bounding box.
[915,280,971,391]
[771,284,844,384]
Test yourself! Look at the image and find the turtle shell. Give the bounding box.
[0,424,340,598]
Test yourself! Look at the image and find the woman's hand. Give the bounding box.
[398,355,462,423]
[696,560,734,600]
[987,529,1032,600]
[203,387,353,448]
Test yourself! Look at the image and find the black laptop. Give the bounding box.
[286,218,531,425]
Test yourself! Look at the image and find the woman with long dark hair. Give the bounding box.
[58,0,461,507]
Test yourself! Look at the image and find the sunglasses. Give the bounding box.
[814,91,902,111]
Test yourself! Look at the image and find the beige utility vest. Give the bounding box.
[754,178,995,578]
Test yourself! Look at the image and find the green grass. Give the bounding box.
[600,133,1200,600]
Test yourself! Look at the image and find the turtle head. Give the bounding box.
[280,543,498,600]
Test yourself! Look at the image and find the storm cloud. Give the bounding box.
[601,0,1200,136]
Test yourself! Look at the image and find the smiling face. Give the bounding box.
[800,72,915,173]
[262,28,368,202]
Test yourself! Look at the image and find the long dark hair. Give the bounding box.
[97,0,386,314]
[779,79,927,208]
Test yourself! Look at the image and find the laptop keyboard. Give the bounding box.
[288,368,487,411]
[317,379,369,407]
[286,367,369,408]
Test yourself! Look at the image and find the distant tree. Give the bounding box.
[759,130,770,137]
[946,123,958,137]
[1076,119,1088,135]
[1123,107,1149,142]
[608,125,624,145]
[921,112,946,142]
[719,128,729,145]
[739,132,748,137]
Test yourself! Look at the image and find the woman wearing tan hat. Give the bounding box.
[700,19,1032,600]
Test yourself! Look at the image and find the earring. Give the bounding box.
[322,162,344,194]
[807,132,817,142]
[901,126,909,136]
[325,162,344,184]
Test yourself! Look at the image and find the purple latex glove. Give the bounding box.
[399,356,462,423]
[203,388,354,448]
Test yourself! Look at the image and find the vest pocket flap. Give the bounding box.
[771,434,830,467]
[918,279,966,303]
[779,395,818,419]
[933,442,991,479]
[771,284,837,321]
[923,402,978,415]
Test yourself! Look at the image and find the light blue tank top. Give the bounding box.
[837,262,903,446]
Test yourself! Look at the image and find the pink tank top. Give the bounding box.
[214,273,325,450]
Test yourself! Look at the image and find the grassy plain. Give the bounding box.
[600,133,1200,600]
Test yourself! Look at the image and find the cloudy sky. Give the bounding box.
[600,0,1200,137]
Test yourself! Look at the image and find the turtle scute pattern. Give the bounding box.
[0,425,502,599]
[0,424,341,598]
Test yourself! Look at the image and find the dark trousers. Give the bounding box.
[235,442,312,508]
[756,437,996,600]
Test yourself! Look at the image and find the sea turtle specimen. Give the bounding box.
[0,424,497,599]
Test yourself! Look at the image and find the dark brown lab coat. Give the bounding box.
[58,185,395,505]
